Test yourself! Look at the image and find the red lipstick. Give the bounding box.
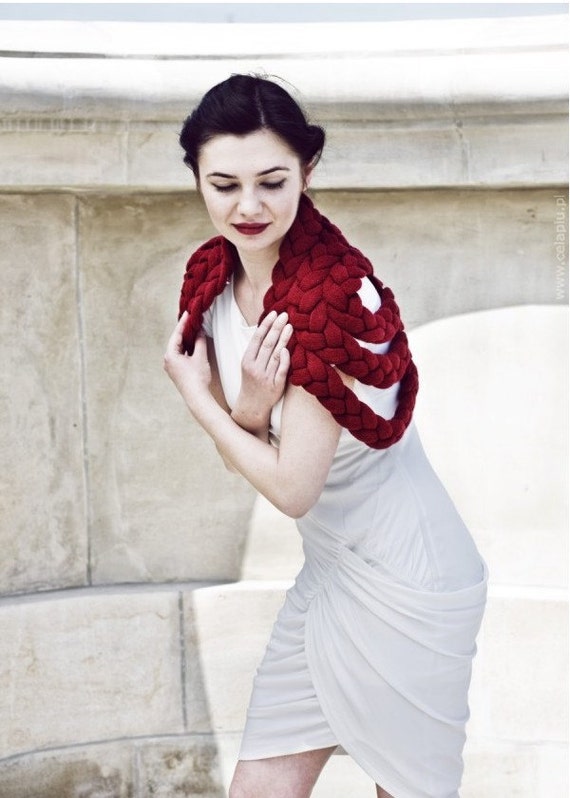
[233,223,270,236]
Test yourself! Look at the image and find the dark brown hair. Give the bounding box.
[179,74,325,177]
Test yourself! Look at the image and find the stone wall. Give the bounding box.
[0,14,567,797]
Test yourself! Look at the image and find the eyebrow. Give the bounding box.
[206,166,291,179]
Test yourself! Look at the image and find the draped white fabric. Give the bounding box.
[206,277,487,797]
[305,545,487,797]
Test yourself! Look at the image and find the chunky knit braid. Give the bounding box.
[179,194,418,449]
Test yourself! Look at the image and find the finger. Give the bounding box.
[267,322,293,371]
[273,345,291,385]
[258,311,287,343]
[257,312,290,368]
[166,311,188,355]
[193,330,207,357]
[255,310,278,338]
[246,310,278,360]
[277,322,293,350]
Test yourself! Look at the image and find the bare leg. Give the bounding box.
[376,786,395,798]
[229,746,336,798]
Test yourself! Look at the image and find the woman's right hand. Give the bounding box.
[231,310,293,437]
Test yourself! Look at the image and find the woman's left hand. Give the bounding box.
[163,312,212,407]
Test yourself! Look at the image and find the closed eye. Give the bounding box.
[213,184,237,193]
[261,179,286,190]
[211,178,286,194]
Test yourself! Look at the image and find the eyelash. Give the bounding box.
[214,179,286,194]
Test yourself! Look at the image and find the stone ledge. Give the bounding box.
[0,591,185,759]
[0,736,226,798]
[0,734,565,798]
[0,15,566,58]
[0,583,566,795]
[0,16,567,190]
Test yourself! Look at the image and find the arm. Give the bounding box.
[164,313,341,518]
[204,336,239,473]
[206,336,230,412]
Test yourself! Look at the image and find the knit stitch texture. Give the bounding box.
[179,194,419,448]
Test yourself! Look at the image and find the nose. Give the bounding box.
[237,187,263,218]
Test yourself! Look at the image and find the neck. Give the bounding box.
[237,261,273,292]
[236,244,280,289]
[233,251,277,326]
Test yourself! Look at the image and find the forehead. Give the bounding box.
[198,129,300,174]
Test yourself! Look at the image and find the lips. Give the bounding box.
[233,223,270,236]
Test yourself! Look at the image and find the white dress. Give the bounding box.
[203,276,487,798]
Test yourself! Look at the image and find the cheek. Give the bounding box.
[275,186,302,214]
[202,193,227,220]
[282,192,303,224]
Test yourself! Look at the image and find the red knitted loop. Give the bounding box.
[178,194,419,448]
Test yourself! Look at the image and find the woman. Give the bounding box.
[164,74,487,798]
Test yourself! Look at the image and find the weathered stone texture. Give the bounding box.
[320,114,566,189]
[136,738,225,798]
[315,189,568,328]
[0,188,565,595]
[0,592,183,759]
[0,745,133,798]
[76,193,256,585]
[0,194,87,595]
[0,128,129,188]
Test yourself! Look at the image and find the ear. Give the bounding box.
[302,163,315,191]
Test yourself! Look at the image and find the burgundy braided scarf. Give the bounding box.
[179,194,419,449]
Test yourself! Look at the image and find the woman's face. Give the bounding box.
[197,129,310,268]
